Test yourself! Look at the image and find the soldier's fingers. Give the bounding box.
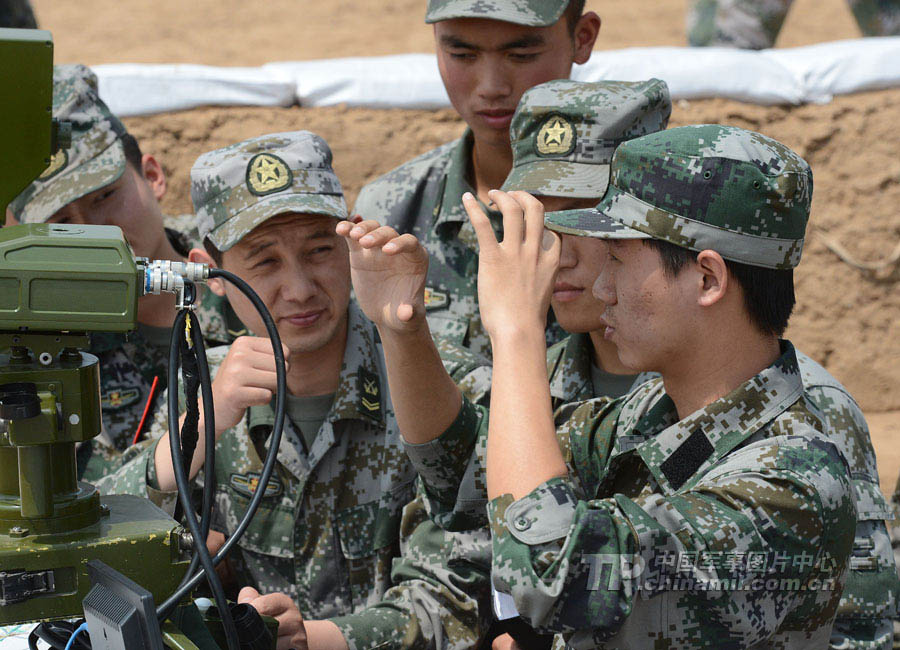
[235,386,274,407]
[462,192,499,253]
[509,191,546,250]
[487,189,527,245]
[348,219,382,240]
[241,337,291,367]
[245,592,295,617]
[237,586,261,604]
[335,220,356,237]
[383,233,427,263]
[357,225,401,248]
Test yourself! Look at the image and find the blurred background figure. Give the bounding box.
[688,0,900,48]
[0,0,37,28]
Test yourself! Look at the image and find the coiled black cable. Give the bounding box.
[156,268,286,630]
[165,307,238,650]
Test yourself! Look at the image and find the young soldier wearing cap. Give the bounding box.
[353,0,600,358]
[7,64,241,481]
[497,85,900,648]
[101,130,493,650]
[345,125,861,646]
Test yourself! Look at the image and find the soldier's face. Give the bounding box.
[46,156,169,259]
[533,195,609,333]
[592,239,696,372]
[434,16,594,150]
[221,214,351,355]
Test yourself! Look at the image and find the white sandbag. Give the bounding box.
[572,46,804,105]
[264,54,450,108]
[764,37,900,103]
[92,63,295,117]
[91,39,900,116]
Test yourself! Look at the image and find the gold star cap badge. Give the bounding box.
[39,150,68,181]
[245,152,293,196]
[535,114,576,157]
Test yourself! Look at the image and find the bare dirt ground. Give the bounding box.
[31,0,900,496]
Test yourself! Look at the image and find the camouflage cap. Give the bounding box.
[545,125,813,269]
[10,64,128,224]
[501,78,671,198]
[425,0,570,26]
[192,131,347,252]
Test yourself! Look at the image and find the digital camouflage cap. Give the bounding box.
[545,124,813,269]
[9,64,128,224]
[425,0,570,26]
[501,78,671,198]
[192,131,347,252]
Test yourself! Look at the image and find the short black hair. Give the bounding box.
[204,239,223,266]
[120,133,143,170]
[644,239,795,337]
[564,0,586,35]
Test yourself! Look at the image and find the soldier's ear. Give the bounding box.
[141,154,167,201]
[189,247,226,296]
[695,249,729,309]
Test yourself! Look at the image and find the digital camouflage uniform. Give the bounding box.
[687,0,900,49]
[0,0,36,28]
[7,64,241,480]
[406,126,867,647]
[353,0,576,360]
[98,131,494,650]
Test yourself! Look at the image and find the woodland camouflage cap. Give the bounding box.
[192,131,347,252]
[425,0,570,26]
[501,78,671,198]
[10,64,128,224]
[545,124,813,269]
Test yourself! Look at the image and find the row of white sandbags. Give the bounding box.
[92,37,900,117]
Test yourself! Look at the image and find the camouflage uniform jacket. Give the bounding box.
[96,302,492,650]
[79,215,243,482]
[546,334,899,647]
[353,131,563,358]
[406,342,859,648]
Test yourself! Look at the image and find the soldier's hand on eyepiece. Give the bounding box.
[336,219,428,334]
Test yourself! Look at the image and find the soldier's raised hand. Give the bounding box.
[463,189,560,341]
[336,219,429,334]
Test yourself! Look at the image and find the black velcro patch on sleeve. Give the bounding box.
[660,428,714,490]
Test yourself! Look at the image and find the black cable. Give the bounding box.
[165,308,239,650]
[173,317,201,524]
[169,308,218,600]
[156,268,286,622]
[29,620,91,650]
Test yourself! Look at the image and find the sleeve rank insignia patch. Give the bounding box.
[246,152,293,196]
[357,366,381,418]
[535,114,576,157]
[100,387,141,410]
[229,471,283,499]
[423,287,449,310]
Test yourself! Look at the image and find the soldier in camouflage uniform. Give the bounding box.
[7,65,241,480]
[0,0,37,28]
[498,83,899,648]
[353,0,601,359]
[688,0,900,49]
[359,124,866,647]
[98,131,493,650]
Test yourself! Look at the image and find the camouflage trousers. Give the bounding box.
[688,0,900,49]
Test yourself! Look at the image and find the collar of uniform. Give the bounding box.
[246,301,384,431]
[628,340,805,495]
[548,332,592,402]
[433,130,502,234]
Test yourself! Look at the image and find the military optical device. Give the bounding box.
[0,29,204,629]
